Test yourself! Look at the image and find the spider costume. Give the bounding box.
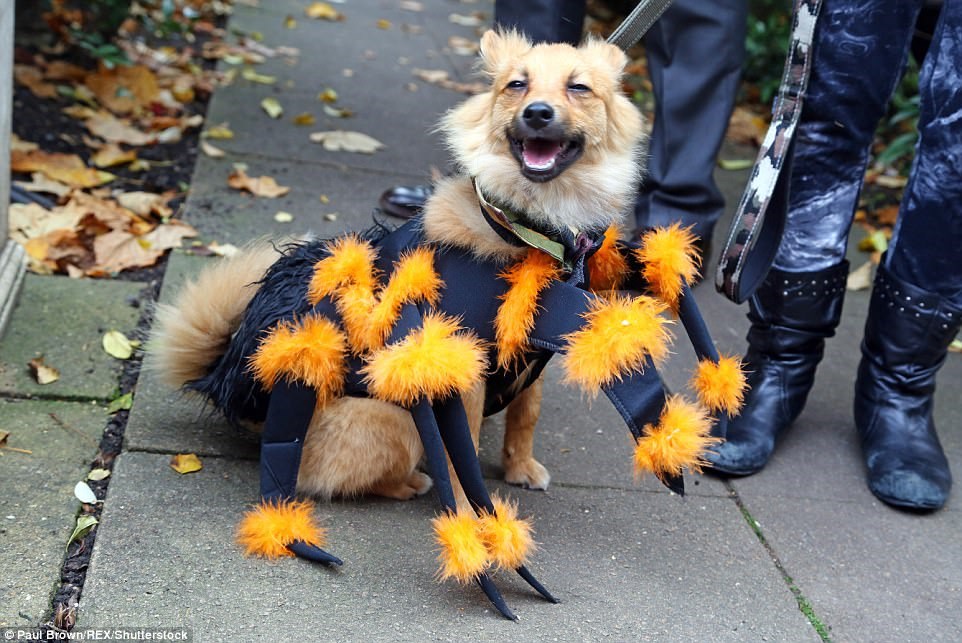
[184,206,746,619]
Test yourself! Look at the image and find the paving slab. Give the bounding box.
[0,274,147,401]
[80,451,818,642]
[179,154,428,243]
[201,0,467,178]
[0,398,106,627]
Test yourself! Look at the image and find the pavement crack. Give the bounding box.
[724,480,833,642]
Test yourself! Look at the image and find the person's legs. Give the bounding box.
[494,0,585,45]
[709,0,924,475]
[634,0,747,244]
[854,0,962,509]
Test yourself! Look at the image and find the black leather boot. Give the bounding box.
[708,261,849,475]
[855,263,961,510]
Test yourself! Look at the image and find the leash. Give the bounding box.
[606,0,676,50]
[715,0,823,303]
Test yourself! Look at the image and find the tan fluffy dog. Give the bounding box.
[152,30,645,510]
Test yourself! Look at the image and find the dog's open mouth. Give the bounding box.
[508,134,584,182]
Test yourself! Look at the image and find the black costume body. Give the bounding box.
[186,214,730,618]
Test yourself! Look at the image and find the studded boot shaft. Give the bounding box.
[855,263,961,510]
[708,262,849,475]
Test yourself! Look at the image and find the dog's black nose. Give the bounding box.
[522,102,554,130]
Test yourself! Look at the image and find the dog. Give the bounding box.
[150,30,743,618]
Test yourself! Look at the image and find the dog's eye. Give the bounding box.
[506,80,527,90]
[568,83,591,93]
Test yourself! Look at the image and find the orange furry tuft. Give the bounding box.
[633,394,719,480]
[560,294,672,394]
[691,355,747,415]
[477,495,535,571]
[634,224,700,307]
[495,250,561,369]
[432,511,488,583]
[361,312,488,406]
[307,236,378,305]
[236,499,327,559]
[362,248,444,352]
[249,314,347,402]
[588,225,629,292]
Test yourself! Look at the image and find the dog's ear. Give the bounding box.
[582,38,629,75]
[479,29,532,76]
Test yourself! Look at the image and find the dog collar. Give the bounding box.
[473,178,595,272]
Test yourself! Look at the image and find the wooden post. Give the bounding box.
[0,1,26,339]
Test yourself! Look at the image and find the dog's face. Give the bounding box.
[442,30,646,232]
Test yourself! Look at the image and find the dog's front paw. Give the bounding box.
[504,457,551,490]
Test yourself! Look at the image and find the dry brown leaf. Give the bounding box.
[400,1,424,11]
[204,124,235,139]
[11,135,39,152]
[14,65,58,98]
[10,149,115,188]
[261,97,283,119]
[14,173,73,198]
[874,204,900,226]
[115,191,173,219]
[227,168,291,197]
[29,356,61,385]
[44,60,87,82]
[411,68,485,95]
[90,221,196,274]
[847,260,875,291]
[91,144,137,168]
[80,110,156,146]
[309,130,384,153]
[84,64,160,115]
[170,453,203,474]
[200,140,226,158]
[874,174,908,189]
[726,106,768,147]
[448,36,479,56]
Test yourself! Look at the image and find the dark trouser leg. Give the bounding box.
[634,0,747,243]
[855,2,962,510]
[707,262,848,475]
[494,0,586,45]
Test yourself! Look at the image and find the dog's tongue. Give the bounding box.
[523,139,563,170]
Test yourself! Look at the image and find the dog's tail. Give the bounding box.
[149,242,282,390]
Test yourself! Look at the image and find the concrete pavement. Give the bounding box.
[2,0,960,641]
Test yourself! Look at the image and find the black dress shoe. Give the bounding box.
[378,184,433,219]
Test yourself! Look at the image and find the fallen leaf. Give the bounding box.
[717,158,754,171]
[91,144,137,168]
[323,105,353,118]
[874,174,908,189]
[11,135,40,152]
[79,110,157,146]
[847,260,875,291]
[28,356,61,384]
[400,1,424,11]
[66,515,98,549]
[413,68,449,84]
[323,213,338,221]
[274,211,294,223]
[411,68,485,95]
[74,481,98,505]
[726,106,768,146]
[106,392,134,414]
[170,453,203,474]
[377,19,392,29]
[305,2,343,20]
[309,130,384,153]
[11,149,116,188]
[284,15,297,28]
[208,242,240,257]
[874,204,900,226]
[91,221,197,274]
[448,36,479,56]
[241,67,277,84]
[949,338,962,354]
[227,168,291,197]
[14,172,72,198]
[318,88,338,103]
[204,124,235,139]
[449,12,484,27]
[261,97,284,118]
[14,64,58,98]
[103,330,135,359]
[87,468,111,481]
[200,140,226,158]
[293,112,316,125]
[116,191,172,218]
[858,229,890,253]
[84,64,160,115]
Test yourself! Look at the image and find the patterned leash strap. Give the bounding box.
[606,0,676,50]
[715,0,823,304]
